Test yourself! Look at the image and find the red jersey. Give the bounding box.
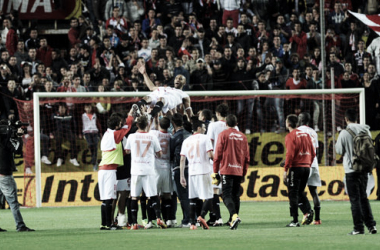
[213,128,249,177]
[284,129,316,172]
[286,78,307,89]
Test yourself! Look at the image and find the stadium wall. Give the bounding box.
[14,166,378,207]
[15,125,380,206]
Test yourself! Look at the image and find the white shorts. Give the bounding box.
[148,93,171,113]
[98,170,117,200]
[308,167,322,187]
[188,173,213,200]
[131,175,157,197]
[156,168,173,194]
[117,178,131,191]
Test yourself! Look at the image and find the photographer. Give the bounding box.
[0,119,34,232]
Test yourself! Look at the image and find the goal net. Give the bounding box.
[5,88,367,207]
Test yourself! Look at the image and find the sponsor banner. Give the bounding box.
[1,0,81,20]
[13,131,380,171]
[239,167,377,201]
[14,167,378,207]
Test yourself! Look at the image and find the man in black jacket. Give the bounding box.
[170,113,191,227]
[0,119,34,232]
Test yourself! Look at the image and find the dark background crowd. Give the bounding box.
[1,0,380,135]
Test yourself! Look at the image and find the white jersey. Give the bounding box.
[149,130,171,169]
[207,121,239,150]
[148,87,178,113]
[297,125,318,169]
[180,133,213,176]
[126,132,162,175]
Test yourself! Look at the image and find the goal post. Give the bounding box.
[32,88,365,207]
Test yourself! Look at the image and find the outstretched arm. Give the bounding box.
[137,61,158,91]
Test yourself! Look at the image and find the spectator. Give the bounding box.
[104,0,128,20]
[82,103,101,171]
[149,28,160,49]
[106,6,129,37]
[104,25,120,49]
[68,18,81,47]
[3,18,18,56]
[142,9,161,37]
[190,58,212,90]
[24,73,44,100]
[125,0,145,23]
[289,21,307,59]
[286,68,307,114]
[51,49,68,76]
[14,40,28,65]
[220,0,240,27]
[173,59,190,86]
[353,40,370,74]
[138,38,152,62]
[7,56,21,81]
[52,103,80,167]
[25,28,39,51]
[36,37,53,67]
[211,59,229,90]
[25,47,41,74]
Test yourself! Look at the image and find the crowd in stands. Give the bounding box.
[1,0,380,135]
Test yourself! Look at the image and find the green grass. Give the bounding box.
[1,201,380,250]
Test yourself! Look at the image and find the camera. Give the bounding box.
[0,120,29,137]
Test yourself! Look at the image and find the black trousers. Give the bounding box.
[221,175,241,217]
[287,167,311,220]
[346,172,376,231]
[173,168,190,224]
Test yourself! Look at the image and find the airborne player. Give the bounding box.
[136,61,193,118]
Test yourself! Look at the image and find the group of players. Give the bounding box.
[97,64,323,231]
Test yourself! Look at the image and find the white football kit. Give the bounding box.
[298,125,322,187]
[150,129,172,194]
[180,133,213,199]
[126,132,162,197]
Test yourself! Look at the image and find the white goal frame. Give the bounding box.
[33,88,365,207]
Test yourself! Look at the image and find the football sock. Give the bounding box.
[213,194,221,219]
[189,199,197,225]
[147,199,155,222]
[131,199,139,224]
[196,199,203,218]
[209,212,216,223]
[104,199,113,227]
[137,99,147,108]
[314,206,321,221]
[126,197,132,224]
[150,196,162,219]
[201,199,212,218]
[101,202,106,226]
[162,198,172,221]
[140,196,147,220]
[170,193,178,220]
[151,101,163,117]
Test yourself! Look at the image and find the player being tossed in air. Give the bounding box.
[98,111,134,230]
[135,60,193,118]
[180,119,214,230]
[125,115,167,230]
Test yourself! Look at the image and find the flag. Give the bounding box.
[349,10,380,36]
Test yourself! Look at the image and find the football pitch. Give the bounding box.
[1,201,380,250]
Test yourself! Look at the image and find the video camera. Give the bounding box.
[0,120,29,138]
